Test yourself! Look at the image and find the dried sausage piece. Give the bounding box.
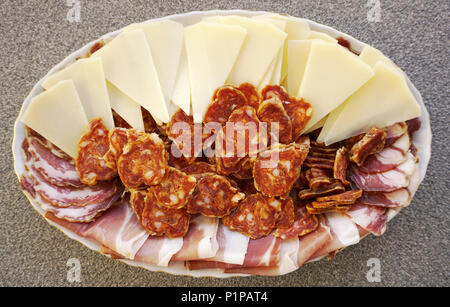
[238,83,260,109]
[261,85,313,139]
[222,193,282,239]
[306,202,351,214]
[257,97,293,144]
[76,119,117,186]
[141,107,159,134]
[117,131,168,189]
[130,189,190,238]
[167,109,204,164]
[236,179,258,195]
[273,205,318,239]
[150,167,197,209]
[349,127,386,166]
[253,142,309,197]
[108,128,129,160]
[204,85,247,126]
[334,147,350,185]
[232,157,254,180]
[216,106,268,168]
[187,175,245,217]
[274,197,295,229]
[298,182,346,200]
[182,161,217,176]
[316,190,362,205]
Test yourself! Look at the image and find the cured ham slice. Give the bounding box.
[359,133,410,173]
[384,122,407,147]
[309,213,360,260]
[344,201,387,236]
[171,215,219,261]
[27,137,83,187]
[134,236,184,266]
[297,217,332,266]
[27,164,118,208]
[81,197,149,259]
[360,188,410,208]
[350,153,416,192]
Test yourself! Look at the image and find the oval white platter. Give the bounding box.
[12,9,432,278]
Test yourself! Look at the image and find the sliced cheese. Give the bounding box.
[318,61,421,145]
[258,14,311,81]
[21,80,89,158]
[91,29,170,123]
[205,15,287,87]
[258,57,276,90]
[308,30,338,44]
[106,81,145,131]
[171,46,191,115]
[124,20,184,109]
[360,45,397,69]
[184,21,247,123]
[42,58,114,129]
[287,40,313,96]
[298,41,374,132]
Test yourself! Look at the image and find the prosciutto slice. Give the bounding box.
[27,164,118,208]
[360,188,411,208]
[297,217,332,266]
[27,136,83,187]
[350,153,416,192]
[359,133,410,173]
[384,122,407,147]
[310,213,360,260]
[134,236,184,266]
[344,202,387,236]
[171,215,219,261]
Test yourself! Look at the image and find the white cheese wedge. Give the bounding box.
[124,20,184,112]
[184,21,247,123]
[91,29,170,123]
[258,58,276,91]
[308,30,338,43]
[359,45,397,69]
[21,80,89,158]
[171,46,191,115]
[318,62,421,145]
[205,15,287,87]
[258,14,311,82]
[42,58,114,129]
[106,81,144,131]
[298,41,374,132]
[287,40,313,96]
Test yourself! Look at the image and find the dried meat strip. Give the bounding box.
[298,182,346,200]
[273,205,318,240]
[349,127,386,166]
[150,167,196,209]
[76,119,117,186]
[222,193,282,239]
[257,97,293,144]
[130,189,190,238]
[187,175,245,217]
[333,147,350,185]
[117,131,168,189]
[254,143,309,197]
[261,85,313,139]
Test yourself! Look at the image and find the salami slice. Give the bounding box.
[238,83,260,109]
[273,205,319,240]
[117,131,168,189]
[76,119,117,186]
[253,142,309,197]
[222,193,282,239]
[274,197,295,229]
[257,97,293,144]
[187,175,245,217]
[261,85,313,139]
[204,85,247,126]
[150,167,196,209]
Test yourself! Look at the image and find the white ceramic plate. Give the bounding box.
[12,10,432,278]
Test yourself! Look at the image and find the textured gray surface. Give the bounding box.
[0,0,449,287]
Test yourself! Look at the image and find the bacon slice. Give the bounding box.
[171,215,219,261]
[350,153,416,192]
[359,133,410,173]
[360,188,411,208]
[384,122,408,147]
[27,137,83,187]
[297,217,332,266]
[344,202,388,236]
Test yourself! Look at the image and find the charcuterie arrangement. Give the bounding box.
[14,12,429,277]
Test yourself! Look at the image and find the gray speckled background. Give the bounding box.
[1,0,449,287]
